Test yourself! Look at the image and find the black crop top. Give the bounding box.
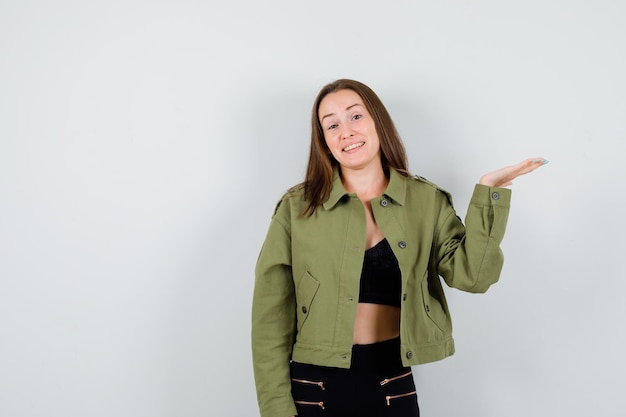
[358,238,402,308]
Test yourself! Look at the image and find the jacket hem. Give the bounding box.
[290,337,456,369]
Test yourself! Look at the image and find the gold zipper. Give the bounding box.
[291,378,326,390]
[379,370,412,386]
[294,400,326,410]
[385,390,417,406]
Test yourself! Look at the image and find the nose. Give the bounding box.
[341,125,354,139]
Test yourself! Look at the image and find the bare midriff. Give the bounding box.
[352,302,401,344]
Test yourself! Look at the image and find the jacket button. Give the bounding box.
[406,351,413,359]
[403,293,407,301]
[398,241,407,249]
[301,306,307,314]
[380,199,389,207]
[491,192,500,200]
[425,305,430,312]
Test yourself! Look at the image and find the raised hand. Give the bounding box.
[479,158,548,188]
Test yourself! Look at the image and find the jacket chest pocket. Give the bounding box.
[296,271,320,332]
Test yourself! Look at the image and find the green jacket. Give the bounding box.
[252,168,511,417]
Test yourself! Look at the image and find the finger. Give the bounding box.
[516,157,546,167]
[515,158,548,175]
[525,159,549,173]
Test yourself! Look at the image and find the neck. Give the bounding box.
[340,164,389,202]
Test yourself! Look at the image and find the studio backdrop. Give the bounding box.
[1,1,624,416]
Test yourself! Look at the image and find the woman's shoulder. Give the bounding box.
[411,174,439,188]
[405,173,454,206]
[284,182,305,196]
[272,182,306,215]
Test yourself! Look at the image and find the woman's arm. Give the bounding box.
[252,206,298,417]
[434,157,547,292]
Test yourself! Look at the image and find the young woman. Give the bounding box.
[251,79,546,417]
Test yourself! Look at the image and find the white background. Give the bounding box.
[1,1,625,416]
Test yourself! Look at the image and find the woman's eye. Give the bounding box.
[352,114,362,120]
[327,123,337,130]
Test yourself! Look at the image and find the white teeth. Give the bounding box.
[343,142,365,152]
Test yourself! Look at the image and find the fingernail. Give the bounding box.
[542,159,549,165]
[532,159,538,163]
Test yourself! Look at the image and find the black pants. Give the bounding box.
[290,337,419,417]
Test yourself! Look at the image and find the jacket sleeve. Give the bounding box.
[434,184,511,293]
[251,200,298,417]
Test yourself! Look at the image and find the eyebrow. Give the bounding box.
[320,103,363,122]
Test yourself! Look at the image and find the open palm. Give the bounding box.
[479,158,548,188]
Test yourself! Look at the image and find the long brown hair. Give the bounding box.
[303,79,410,216]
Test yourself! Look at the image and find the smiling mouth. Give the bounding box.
[343,142,365,152]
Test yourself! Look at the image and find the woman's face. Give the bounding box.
[318,89,382,174]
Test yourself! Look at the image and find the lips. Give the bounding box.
[342,141,365,152]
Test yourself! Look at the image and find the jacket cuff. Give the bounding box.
[470,184,511,207]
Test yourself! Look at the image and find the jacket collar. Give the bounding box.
[322,167,407,210]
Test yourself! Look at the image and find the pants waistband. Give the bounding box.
[350,336,403,372]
